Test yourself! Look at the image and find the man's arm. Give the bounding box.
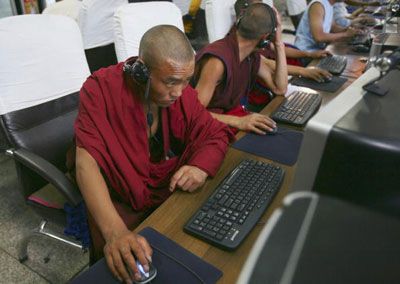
[263,57,331,82]
[76,147,152,284]
[284,46,332,59]
[195,56,276,133]
[309,2,357,43]
[194,56,224,107]
[257,7,288,96]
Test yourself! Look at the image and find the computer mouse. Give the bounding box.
[352,44,370,53]
[130,260,157,284]
[322,76,332,83]
[266,126,278,135]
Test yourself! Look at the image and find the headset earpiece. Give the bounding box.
[257,37,270,49]
[123,59,153,127]
[123,59,150,85]
[258,5,277,48]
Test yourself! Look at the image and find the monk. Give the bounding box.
[74,25,233,284]
[234,0,332,82]
[192,3,288,134]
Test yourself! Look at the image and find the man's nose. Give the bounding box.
[170,84,185,98]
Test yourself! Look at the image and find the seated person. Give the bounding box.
[192,3,288,134]
[74,25,233,284]
[295,0,361,51]
[235,0,332,84]
[333,1,377,28]
[235,0,332,64]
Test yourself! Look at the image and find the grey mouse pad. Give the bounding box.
[70,227,222,284]
[232,127,303,166]
[291,76,347,93]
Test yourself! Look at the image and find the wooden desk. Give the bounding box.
[135,44,367,284]
[135,99,294,284]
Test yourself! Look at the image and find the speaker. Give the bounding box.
[123,59,150,84]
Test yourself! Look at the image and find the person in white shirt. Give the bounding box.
[333,1,378,28]
[295,0,361,51]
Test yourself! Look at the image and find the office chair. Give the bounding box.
[172,0,191,15]
[78,0,128,72]
[204,0,273,43]
[114,1,184,62]
[42,0,83,22]
[0,14,90,262]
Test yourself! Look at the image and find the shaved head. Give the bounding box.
[237,3,275,40]
[139,25,194,71]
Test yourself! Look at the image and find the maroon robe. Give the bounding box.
[192,28,261,113]
[75,61,234,259]
[75,61,233,211]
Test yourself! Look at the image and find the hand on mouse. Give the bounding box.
[300,67,332,83]
[103,226,152,284]
[345,27,364,39]
[236,113,276,135]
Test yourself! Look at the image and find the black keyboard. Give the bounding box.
[316,55,348,75]
[184,159,284,250]
[271,91,322,126]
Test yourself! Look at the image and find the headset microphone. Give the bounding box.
[144,78,153,128]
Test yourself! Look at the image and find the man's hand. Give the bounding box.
[104,228,152,284]
[308,50,332,59]
[300,67,332,82]
[170,165,208,192]
[345,26,363,38]
[271,6,283,45]
[237,113,276,135]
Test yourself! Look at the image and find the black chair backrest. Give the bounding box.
[0,92,79,198]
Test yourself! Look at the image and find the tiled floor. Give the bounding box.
[0,154,89,283]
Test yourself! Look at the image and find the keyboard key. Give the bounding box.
[271,91,322,126]
[184,159,284,250]
[316,55,347,75]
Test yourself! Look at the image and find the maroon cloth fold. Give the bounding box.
[192,27,261,113]
[75,61,234,212]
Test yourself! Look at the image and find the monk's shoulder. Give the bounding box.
[81,63,125,98]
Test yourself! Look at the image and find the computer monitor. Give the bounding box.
[291,65,400,217]
[237,192,400,284]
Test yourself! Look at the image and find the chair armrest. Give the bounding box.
[7,148,83,206]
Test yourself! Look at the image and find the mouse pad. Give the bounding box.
[291,76,347,93]
[70,227,222,284]
[232,127,303,166]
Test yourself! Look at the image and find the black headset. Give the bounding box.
[123,59,150,85]
[236,2,277,49]
[123,59,153,126]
